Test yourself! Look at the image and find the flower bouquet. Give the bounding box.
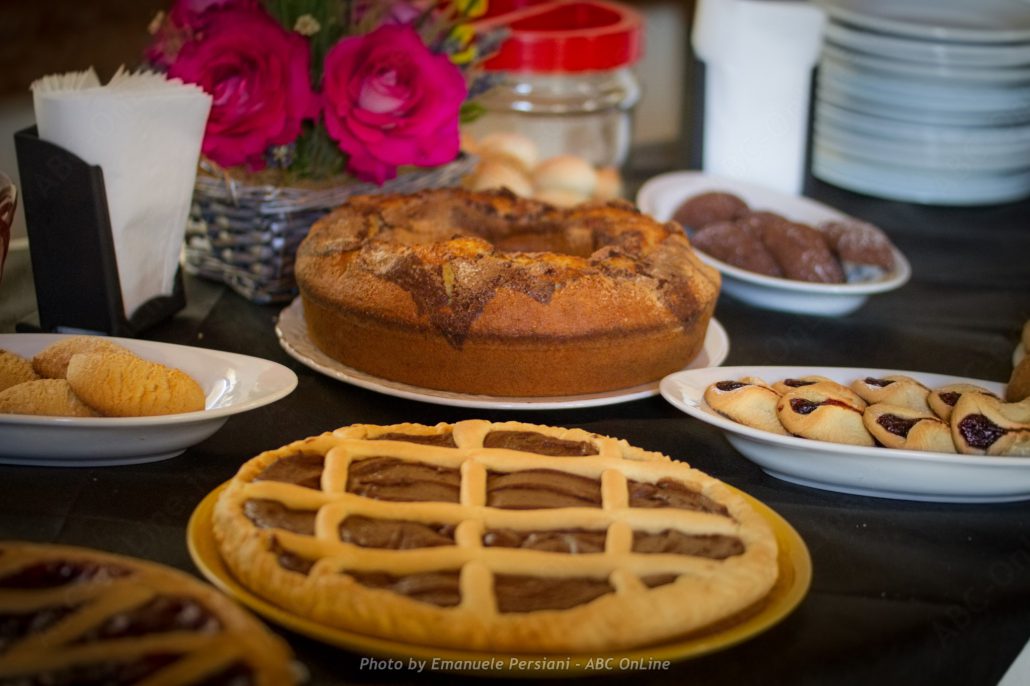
[147,0,502,302]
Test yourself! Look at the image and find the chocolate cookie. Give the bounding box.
[673,191,749,232]
[760,221,845,283]
[820,220,895,282]
[692,221,783,277]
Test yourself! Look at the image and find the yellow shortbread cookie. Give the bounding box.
[66,351,205,416]
[32,336,133,379]
[0,379,99,417]
[0,349,39,392]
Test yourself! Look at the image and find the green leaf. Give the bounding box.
[459,100,486,125]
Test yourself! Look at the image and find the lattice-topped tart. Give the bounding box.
[0,541,296,685]
[213,420,779,652]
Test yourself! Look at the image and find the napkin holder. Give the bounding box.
[13,126,185,336]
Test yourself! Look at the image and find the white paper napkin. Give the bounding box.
[692,0,826,195]
[31,67,212,318]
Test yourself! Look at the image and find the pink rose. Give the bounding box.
[322,24,467,184]
[0,175,13,283]
[169,0,260,29]
[167,8,319,168]
[146,0,259,68]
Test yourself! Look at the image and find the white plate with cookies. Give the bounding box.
[0,334,297,466]
[660,365,1029,503]
[636,172,911,316]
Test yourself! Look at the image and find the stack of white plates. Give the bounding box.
[812,0,1030,205]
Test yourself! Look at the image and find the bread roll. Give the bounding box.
[532,155,598,197]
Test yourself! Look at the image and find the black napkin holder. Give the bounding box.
[13,126,185,336]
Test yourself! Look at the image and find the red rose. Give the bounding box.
[322,24,468,184]
[167,7,318,168]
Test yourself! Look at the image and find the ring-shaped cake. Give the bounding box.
[295,189,720,397]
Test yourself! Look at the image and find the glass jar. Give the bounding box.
[465,68,641,168]
[468,0,644,168]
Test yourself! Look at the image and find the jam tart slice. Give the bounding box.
[213,420,779,653]
[0,541,296,685]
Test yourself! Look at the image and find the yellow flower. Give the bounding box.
[448,24,478,65]
[454,0,487,18]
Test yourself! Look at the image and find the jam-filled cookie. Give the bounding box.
[771,376,867,410]
[0,541,297,685]
[928,383,998,422]
[851,375,930,413]
[213,420,779,653]
[951,394,1030,456]
[704,377,787,435]
[776,385,874,446]
[863,403,955,453]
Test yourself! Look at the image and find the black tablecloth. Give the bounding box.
[1,179,1028,686]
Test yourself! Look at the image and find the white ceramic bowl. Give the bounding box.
[0,334,298,466]
[660,365,1025,503]
[636,171,911,316]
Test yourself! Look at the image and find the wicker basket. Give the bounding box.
[183,155,477,303]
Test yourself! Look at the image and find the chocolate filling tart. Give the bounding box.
[0,541,296,685]
[214,420,779,652]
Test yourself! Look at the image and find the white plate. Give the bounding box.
[275,298,728,410]
[659,366,1026,503]
[825,20,1030,67]
[635,172,911,316]
[0,334,298,466]
[819,41,1030,83]
[816,79,1030,127]
[818,57,1030,112]
[814,128,1030,173]
[820,43,1030,85]
[816,0,1030,43]
[812,146,1030,205]
[815,100,1030,147]
[815,122,1030,171]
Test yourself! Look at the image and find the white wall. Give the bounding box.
[633,2,690,146]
